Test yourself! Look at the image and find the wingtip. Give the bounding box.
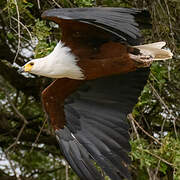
[41,8,58,19]
[41,9,50,19]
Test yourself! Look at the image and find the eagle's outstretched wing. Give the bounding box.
[42,68,149,180]
[42,8,150,46]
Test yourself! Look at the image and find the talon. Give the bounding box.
[129,53,154,67]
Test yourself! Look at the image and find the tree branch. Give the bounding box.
[0,60,46,99]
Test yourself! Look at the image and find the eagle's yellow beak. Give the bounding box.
[24,63,33,72]
[18,63,34,73]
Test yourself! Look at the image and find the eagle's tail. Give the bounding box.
[135,42,173,61]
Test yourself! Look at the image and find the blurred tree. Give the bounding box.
[0,0,179,180]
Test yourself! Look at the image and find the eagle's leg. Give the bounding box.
[41,78,83,130]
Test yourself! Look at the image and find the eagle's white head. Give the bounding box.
[21,41,84,80]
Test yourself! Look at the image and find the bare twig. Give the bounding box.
[148,82,178,138]
[172,118,178,139]
[163,0,175,83]
[100,170,106,178]
[150,72,179,137]
[154,160,161,180]
[37,0,41,9]
[6,123,27,152]
[164,0,176,51]
[51,0,62,8]
[13,0,21,63]
[6,0,12,28]
[30,116,48,153]
[65,160,69,180]
[0,86,28,124]
[4,151,21,180]
[0,87,28,151]
[128,114,162,145]
[128,114,140,140]
[11,16,33,43]
[157,0,166,15]
[160,110,168,138]
[140,148,174,167]
[149,82,170,113]
[6,93,28,124]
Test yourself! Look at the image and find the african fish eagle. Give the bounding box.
[20,8,173,180]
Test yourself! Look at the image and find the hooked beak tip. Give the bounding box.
[18,66,25,73]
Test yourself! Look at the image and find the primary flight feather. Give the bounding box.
[20,7,172,180]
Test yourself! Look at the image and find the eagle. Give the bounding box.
[20,8,172,180]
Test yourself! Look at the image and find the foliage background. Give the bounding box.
[0,0,179,180]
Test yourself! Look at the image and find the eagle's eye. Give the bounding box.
[29,62,34,66]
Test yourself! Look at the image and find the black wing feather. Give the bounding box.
[55,68,149,180]
[42,8,151,45]
[56,128,104,180]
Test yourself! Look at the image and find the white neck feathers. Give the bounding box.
[30,41,84,80]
